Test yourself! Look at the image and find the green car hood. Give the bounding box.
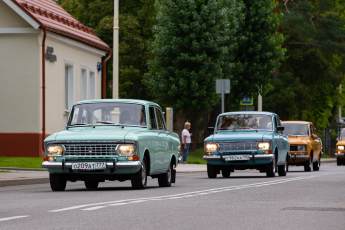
[45,126,138,143]
[205,130,273,142]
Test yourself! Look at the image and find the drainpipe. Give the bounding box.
[101,50,112,99]
[41,27,47,154]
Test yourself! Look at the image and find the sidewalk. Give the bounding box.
[0,158,336,187]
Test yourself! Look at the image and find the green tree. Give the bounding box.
[232,0,285,102]
[265,0,345,131]
[146,0,243,138]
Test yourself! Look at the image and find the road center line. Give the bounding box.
[50,175,319,213]
[0,215,29,222]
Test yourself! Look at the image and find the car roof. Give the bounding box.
[281,121,311,125]
[74,99,161,107]
[219,111,277,116]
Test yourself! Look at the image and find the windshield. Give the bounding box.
[282,123,309,136]
[68,102,147,127]
[216,114,273,131]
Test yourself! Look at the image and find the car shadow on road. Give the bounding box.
[63,185,161,192]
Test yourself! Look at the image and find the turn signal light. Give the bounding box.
[128,154,139,161]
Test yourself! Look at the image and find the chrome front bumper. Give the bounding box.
[335,153,345,157]
[42,161,142,171]
[203,154,274,160]
[288,154,309,159]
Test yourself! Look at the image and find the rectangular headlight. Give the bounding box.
[204,143,219,154]
[116,144,136,156]
[47,145,64,156]
[337,145,344,151]
[258,142,270,151]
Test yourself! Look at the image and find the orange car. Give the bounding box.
[282,121,322,171]
[335,128,345,165]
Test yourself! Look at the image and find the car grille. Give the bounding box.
[218,142,257,152]
[290,145,298,151]
[63,143,118,156]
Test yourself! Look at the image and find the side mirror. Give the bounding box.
[277,126,284,132]
[311,134,318,139]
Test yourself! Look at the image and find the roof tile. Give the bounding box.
[14,0,110,52]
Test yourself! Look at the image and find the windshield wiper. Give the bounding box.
[95,121,116,125]
[69,123,89,126]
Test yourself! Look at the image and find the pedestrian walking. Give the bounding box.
[181,121,192,163]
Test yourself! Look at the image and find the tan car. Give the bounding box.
[282,121,322,172]
[335,128,345,166]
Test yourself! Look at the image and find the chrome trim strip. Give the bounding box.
[253,154,274,159]
[116,161,142,167]
[203,155,221,160]
[42,161,63,168]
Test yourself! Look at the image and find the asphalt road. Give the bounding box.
[0,164,344,230]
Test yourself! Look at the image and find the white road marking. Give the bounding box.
[81,206,107,211]
[50,175,319,213]
[0,215,29,222]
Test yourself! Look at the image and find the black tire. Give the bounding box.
[49,174,66,191]
[221,169,231,178]
[207,164,217,178]
[266,158,276,177]
[313,157,320,171]
[278,162,287,176]
[131,159,147,189]
[158,163,173,187]
[337,158,341,166]
[84,180,99,190]
[304,158,312,172]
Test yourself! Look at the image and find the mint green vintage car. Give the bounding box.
[203,112,289,178]
[42,99,180,191]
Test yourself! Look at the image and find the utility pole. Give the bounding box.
[339,84,342,122]
[113,0,119,99]
[258,85,262,112]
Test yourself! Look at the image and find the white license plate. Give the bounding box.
[72,162,106,170]
[224,155,250,161]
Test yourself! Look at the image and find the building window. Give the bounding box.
[89,71,96,99]
[80,68,87,100]
[65,64,74,110]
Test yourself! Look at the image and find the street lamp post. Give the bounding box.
[113,0,119,99]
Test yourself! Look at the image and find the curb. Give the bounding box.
[0,167,46,171]
[0,178,49,187]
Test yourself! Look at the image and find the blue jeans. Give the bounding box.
[182,143,190,162]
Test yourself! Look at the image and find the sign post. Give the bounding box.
[216,79,230,113]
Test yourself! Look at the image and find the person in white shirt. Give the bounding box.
[181,121,192,163]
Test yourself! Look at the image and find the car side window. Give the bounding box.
[155,107,166,130]
[149,106,157,129]
[274,116,278,131]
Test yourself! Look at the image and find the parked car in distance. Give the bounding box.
[42,99,180,191]
[335,128,345,165]
[203,112,289,178]
[282,121,322,171]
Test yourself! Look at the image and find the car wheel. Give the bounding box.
[158,163,173,187]
[49,174,66,192]
[207,164,217,178]
[304,158,312,172]
[221,169,231,178]
[337,158,341,166]
[84,180,99,190]
[278,161,287,176]
[266,157,276,177]
[312,157,320,171]
[131,159,147,189]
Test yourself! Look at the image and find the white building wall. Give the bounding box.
[0,0,40,133]
[45,33,105,134]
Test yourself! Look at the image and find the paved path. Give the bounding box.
[0,164,344,230]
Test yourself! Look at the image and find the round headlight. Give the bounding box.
[337,145,344,151]
[47,145,64,156]
[258,142,270,151]
[205,143,219,154]
[116,144,136,156]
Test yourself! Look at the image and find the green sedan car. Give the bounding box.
[43,99,180,191]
